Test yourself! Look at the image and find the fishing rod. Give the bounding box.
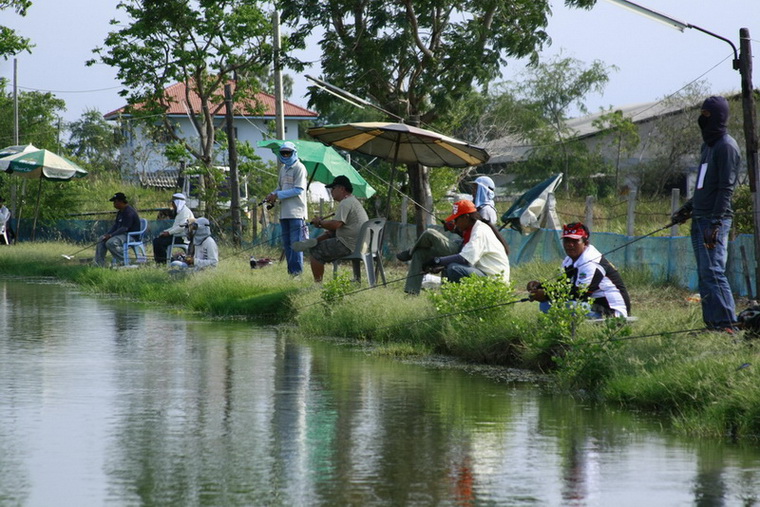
[61,239,103,260]
[374,297,531,332]
[295,272,428,310]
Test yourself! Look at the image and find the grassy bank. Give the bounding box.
[3,242,760,440]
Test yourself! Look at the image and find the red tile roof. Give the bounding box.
[104,81,317,120]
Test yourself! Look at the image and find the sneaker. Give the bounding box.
[396,249,412,262]
[292,238,318,252]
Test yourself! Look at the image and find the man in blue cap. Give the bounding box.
[265,141,308,276]
[671,96,740,332]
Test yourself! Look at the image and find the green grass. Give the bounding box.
[3,241,760,439]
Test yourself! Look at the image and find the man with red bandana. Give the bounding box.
[527,222,630,318]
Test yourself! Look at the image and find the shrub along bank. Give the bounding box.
[2,242,760,440]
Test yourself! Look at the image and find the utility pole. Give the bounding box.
[272,11,285,140]
[224,84,242,246]
[739,28,760,297]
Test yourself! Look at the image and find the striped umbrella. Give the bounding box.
[0,148,88,240]
[0,148,88,180]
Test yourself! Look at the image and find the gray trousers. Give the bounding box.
[404,229,461,294]
[94,234,126,266]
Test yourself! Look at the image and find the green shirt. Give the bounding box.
[335,194,369,251]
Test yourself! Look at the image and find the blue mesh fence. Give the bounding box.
[16,219,756,296]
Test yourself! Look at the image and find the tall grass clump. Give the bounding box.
[293,275,439,349]
[427,276,521,363]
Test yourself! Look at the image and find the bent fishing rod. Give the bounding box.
[61,238,104,260]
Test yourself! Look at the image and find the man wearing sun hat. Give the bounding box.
[397,199,510,294]
[153,192,195,264]
[527,221,630,318]
[265,141,309,276]
[0,195,10,245]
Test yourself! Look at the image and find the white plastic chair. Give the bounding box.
[332,218,387,286]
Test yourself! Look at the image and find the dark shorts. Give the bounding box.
[310,237,351,263]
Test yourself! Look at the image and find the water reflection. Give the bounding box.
[2,278,760,505]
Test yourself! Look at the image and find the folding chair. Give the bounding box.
[332,218,387,286]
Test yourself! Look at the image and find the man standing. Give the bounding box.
[94,192,141,266]
[294,175,369,282]
[153,192,195,264]
[266,141,308,276]
[672,96,740,331]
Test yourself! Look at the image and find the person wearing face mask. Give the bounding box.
[170,217,218,269]
[471,175,498,224]
[153,192,195,264]
[265,141,308,276]
[671,96,740,332]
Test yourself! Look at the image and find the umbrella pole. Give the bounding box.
[384,134,402,218]
[31,177,42,241]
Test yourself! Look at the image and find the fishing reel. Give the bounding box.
[258,199,275,210]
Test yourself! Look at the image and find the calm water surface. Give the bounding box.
[2,277,760,506]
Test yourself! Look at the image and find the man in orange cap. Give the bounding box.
[396,199,510,294]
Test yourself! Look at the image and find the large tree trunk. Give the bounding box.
[407,163,434,237]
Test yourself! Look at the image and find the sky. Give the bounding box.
[1,0,758,128]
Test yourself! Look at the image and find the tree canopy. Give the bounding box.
[0,0,33,60]
[281,0,597,228]
[90,0,278,169]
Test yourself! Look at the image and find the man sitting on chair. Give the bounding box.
[0,195,10,245]
[293,175,369,282]
[94,192,141,266]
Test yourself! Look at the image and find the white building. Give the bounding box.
[104,81,318,180]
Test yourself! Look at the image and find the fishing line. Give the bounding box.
[295,272,428,310]
[372,297,531,332]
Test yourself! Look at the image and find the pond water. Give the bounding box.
[2,277,760,506]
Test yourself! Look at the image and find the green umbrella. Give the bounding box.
[258,139,376,199]
[0,148,88,180]
[0,148,88,240]
[502,174,563,233]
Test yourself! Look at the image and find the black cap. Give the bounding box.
[325,175,353,193]
[109,192,128,202]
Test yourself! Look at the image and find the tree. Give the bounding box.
[90,0,281,216]
[282,0,596,232]
[0,0,33,60]
[66,109,121,174]
[0,77,65,149]
[510,54,615,192]
[592,109,640,189]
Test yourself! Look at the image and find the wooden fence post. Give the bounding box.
[584,195,595,231]
[670,188,680,236]
[626,189,637,237]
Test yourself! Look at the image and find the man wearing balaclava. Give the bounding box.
[153,192,195,264]
[671,96,740,332]
[265,141,309,276]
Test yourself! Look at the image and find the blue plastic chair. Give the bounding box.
[121,218,148,266]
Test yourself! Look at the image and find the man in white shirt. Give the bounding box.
[0,195,11,245]
[265,141,309,276]
[153,192,195,264]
